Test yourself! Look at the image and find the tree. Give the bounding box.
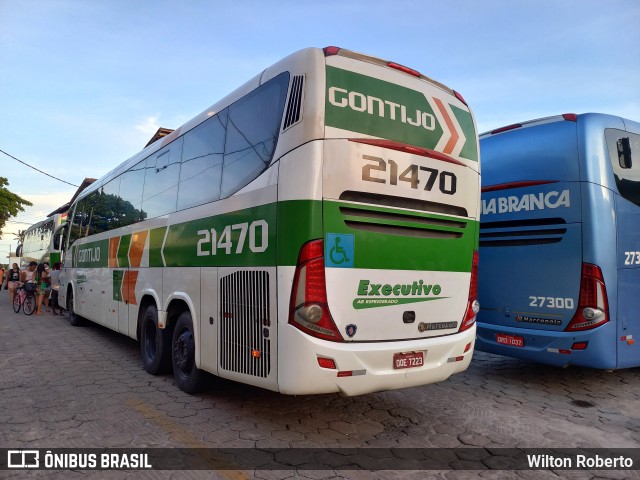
[0,177,32,238]
[13,229,26,245]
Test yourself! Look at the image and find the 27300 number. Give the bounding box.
[529,296,575,309]
[624,251,640,265]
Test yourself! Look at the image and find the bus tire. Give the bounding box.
[67,287,84,327]
[140,305,171,375]
[171,311,207,394]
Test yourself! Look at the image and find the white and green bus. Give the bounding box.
[17,213,67,268]
[59,47,480,396]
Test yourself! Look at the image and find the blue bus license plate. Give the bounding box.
[496,333,524,347]
[393,352,424,369]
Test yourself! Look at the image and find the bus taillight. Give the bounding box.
[387,61,421,77]
[289,240,344,342]
[459,250,479,332]
[565,263,609,332]
[453,90,468,106]
[323,46,341,56]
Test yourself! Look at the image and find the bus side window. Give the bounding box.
[141,138,182,219]
[606,129,640,206]
[118,160,145,225]
[41,221,53,251]
[68,194,94,244]
[177,109,226,211]
[54,226,64,251]
[88,179,121,235]
[220,73,289,199]
[68,202,84,247]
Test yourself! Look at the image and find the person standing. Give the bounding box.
[33,263,49,315]
[4,263,22,306]
[42,262,52,312]
[49,262,65,315]
[21,261,37,284]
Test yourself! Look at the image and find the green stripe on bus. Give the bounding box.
[69,199,476,271]
[353,296,448,310]
[323,200,477,272]
[75,239,109,268]
[50,252,61,265]
[149,227,166,267]
[277,199,323,266]
[118,234,131,268]
[162,203,277,267]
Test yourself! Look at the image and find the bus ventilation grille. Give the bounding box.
[339,191,468,218]
[282,75,304,130]
[340,206,465,239]
[479,218,567,247]
[220,270,271,378]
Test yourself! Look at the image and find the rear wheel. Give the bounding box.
[67,288,84,326]
[140,305,171,375]
[12,292,21,313]
[23,294,36,315]
[172,311,207,394]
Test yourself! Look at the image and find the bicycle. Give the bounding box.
[13,283,37,315]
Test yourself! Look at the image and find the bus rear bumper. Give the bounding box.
[277,325,476,396]
[475,321,616,369]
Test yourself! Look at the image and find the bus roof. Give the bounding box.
[78,46,473,201]
[480,112,640,191]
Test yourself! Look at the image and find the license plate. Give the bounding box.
[496,333,524,347]
[393,351,424,369]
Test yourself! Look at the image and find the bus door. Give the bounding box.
[607,129,640,367]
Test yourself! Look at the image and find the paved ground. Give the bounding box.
[0,290,638,479]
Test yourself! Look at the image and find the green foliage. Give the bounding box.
[0,177,32,238]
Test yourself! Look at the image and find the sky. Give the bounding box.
[1,0,639,260]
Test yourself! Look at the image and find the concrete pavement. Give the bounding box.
[0,288,638,479]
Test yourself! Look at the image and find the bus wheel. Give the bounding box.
[140,305,171,375]
[172,311,207,394]
[67,288,84,326]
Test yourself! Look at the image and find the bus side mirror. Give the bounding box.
[617,137,632,169]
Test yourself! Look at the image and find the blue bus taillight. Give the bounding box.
[289,240,345,342]
[565,263,609,332]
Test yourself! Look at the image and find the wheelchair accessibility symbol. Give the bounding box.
[325,234,354,268]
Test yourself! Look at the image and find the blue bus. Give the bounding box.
[477,113,640,369]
